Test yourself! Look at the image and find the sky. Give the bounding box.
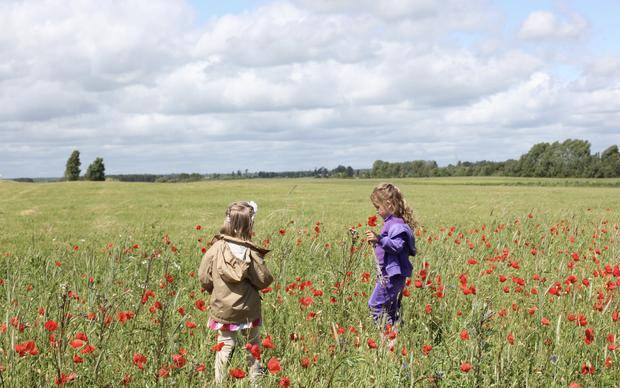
[1,0,619,178]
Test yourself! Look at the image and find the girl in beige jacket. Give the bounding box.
[198,201,274,384]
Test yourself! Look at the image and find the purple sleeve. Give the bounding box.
[378,234,405,254]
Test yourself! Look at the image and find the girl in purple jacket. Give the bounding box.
[365,183,417,327]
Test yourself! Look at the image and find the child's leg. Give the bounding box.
[214,330,236,384]
[242,326,262,381]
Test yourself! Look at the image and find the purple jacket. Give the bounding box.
[374,215,415,278]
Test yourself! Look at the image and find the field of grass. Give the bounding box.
[1,178,619,386]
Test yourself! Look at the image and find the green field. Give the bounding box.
[1,178,619,386]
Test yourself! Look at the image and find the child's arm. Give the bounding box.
[378,224,413,254]
[378,233,406,254]
[247,251,274,290]
[198,246,215,294]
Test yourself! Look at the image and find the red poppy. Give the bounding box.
[460,330,470,340]
[229,368,246,379]
[460,362,472,372]
[172,354,186,368]
[279,376,291,387]
[367,215,378,227]
[367,338,377,349]
[245,343,261,360]
[422,344,432,356]
[584,328,594,345]
[267,357,281,374]
[507,332,515,345]
[194,299,206,311]
[262,335,276,349]
[133,353,147,369]
[300,357,310,368]
[75,332,88,342]
[54,372,77,386]
[15,340,38,356]
[211,342,225,352]
[44,320,58,332]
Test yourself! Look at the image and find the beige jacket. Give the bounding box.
[198,235,274,324]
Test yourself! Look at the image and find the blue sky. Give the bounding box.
[1,0,619,178]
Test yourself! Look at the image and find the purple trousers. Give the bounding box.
[368,275,406,326]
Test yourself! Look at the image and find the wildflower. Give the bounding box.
[15,340,38,356]
[300,357,310,368]
[172,353,186,368]
[194,299,206,311]
[229,368,246,379]
[262,335,276,349]
[279,376,291,387]
[541,317,550,326]
[367,338,377,349]
[211,342,225,352]
[54,372,77,386]
[460,362,472,373]
[44,320,58,332]
[422,344,433,356]
[507,332,515,345]
[245,343,261,360]
[367,215,378,227]
[133,353,147,369]
[460,330,470,340]
[267,357,281,374]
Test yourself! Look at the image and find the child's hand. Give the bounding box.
[365,230,378,245]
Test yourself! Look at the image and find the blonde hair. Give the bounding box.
[219,201,255,241]
[370,183,418,230]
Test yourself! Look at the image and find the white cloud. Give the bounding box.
[518,10,588,41]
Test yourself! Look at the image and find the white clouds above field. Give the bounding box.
[1,0,619,177]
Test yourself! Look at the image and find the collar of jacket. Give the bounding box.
[212,234,271,256]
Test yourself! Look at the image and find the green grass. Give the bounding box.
[0,178,619,386]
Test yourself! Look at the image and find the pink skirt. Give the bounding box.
[208,317,261,332]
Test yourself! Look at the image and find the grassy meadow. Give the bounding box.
[0,178,619,386]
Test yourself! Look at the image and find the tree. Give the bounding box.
[85,157,105,181]
[64,150,81,181]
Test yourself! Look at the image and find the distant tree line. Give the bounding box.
[9,139,619,183]
[371,139,620,178]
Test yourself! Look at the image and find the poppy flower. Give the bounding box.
[211,342,225,352]
[460,330,470,340]
[133,353,147,369]
[279,376,291,387]
[460,362,472,372]
[267,357,281,374]
[229,368,246,379]
[262,336,276,349]
[15,340,38,356]
[245,343,261,360]
[75,332,88,342]
[194,299,206,311]
[367,338,377,349]
[367,215,378,227]
[422,345,432,356]
[54,372,77,386]
[300,357,310,368]
[44,320,58,332]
